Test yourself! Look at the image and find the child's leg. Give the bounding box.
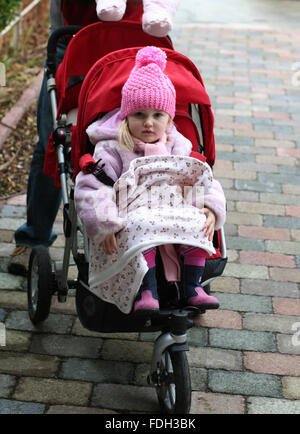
[142,0,181,37]
[134,247,159,313]
[176,245,219,309]
[96,0,127,21]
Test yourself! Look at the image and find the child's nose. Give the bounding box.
[144,117,153,127]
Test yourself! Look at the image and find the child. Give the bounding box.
[74,46,226,315]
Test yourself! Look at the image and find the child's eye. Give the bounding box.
[154,112,163,118]
[134,112,144,117]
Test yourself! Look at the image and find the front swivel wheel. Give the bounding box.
[156,349,191,414]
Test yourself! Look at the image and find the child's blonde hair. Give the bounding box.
[118,116,173,152]
[118,118,135,151]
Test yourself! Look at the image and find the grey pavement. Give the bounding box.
[1,0,300,415]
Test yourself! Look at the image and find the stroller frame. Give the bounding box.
[27,25,227,414]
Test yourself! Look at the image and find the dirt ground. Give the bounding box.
[0,0,50,198]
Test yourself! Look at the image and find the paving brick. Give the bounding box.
[243,313,300,335]
[238,225,290,241]
[50,296,76,315]
[208,370,281,397]
[236,201,285,216]
[5,330,31,352]
[13,377,92,407]
[216,292,272,313]
[46,405,117,414]
[235,179,280,193]
[248,396,300,414]
[0,205,26,218]
[60,357,134,384]
[0,399,45,414]
[30,334,103,358]
[190,368,207,391]
[291,229,300,241]
[239,251,295,268]
[0,272,24,290]
[191,391,245,414]
[264,215,300,229]
[265,240,300,255]
[91,383,159,412]
[226,212,263,226]
[257,154,297,167]
[260,192,300,206]
[223,263,269,280]
[244,352,300,376]
[234,162,279,174]
[273,298,300,316]
[194,309,242,329]
[210,276,240,293]
[224,189,259,202]
[0,352,59,377]
[188,346,242,371]
[213,168,256,180]
[282,377,300,399]
[241,278,299,298]
[286,206,300,217]
[0,374,16,398]
[0,291,28,310]
[225,236,265,252]
[209,328,276,352]
[100,339,154,364]
[270,267,300,283]
[187,326,208,346]
[5,310,74,334]
[277,334,300,355]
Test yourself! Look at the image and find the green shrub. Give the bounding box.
[0,0,22,31]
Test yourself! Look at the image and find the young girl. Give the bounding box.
[74,46,226,315]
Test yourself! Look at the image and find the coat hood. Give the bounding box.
[86,108,122,144]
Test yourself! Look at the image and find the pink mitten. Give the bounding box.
[96,0,127,21]
[142,0,181,37]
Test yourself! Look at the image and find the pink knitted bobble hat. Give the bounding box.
[120,46,176,120]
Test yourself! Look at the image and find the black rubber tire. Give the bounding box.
[27,246,53,325]
[156,349,191,414]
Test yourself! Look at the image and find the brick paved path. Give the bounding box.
[1,23,300,414]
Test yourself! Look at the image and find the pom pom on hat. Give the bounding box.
[135,46,167,71]
[120,46,176,120]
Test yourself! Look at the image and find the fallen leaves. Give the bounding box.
[0,17,49,198]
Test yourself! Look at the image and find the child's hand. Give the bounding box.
[200,207,216,241]
[100,234,118,255]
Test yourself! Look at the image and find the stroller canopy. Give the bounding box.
[43,22,215,186]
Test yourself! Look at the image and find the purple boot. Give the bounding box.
[134,267,159,315]
[182,264,219,310]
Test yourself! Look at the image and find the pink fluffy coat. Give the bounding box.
[74,109,226,313]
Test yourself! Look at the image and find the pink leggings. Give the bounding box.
[142,245,206,268]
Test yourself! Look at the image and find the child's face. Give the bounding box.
[127,109,171,143]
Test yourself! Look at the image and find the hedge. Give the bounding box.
[0,0,22,31]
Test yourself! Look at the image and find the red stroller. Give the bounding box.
[28,21,227,414]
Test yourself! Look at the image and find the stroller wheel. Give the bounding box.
[156,349,191,414]
[27,246,53,325]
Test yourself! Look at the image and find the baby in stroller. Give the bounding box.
[74,46,226,316]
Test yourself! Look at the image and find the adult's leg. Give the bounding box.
[14,40,67,248]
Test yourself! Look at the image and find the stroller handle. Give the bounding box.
[46,26,83,76]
